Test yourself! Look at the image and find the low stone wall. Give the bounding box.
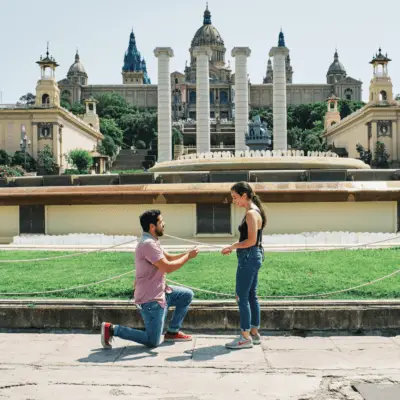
[1,300,400,333]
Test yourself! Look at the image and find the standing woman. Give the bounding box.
[222,182,266,349]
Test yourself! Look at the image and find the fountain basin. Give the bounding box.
[150,156,371,172]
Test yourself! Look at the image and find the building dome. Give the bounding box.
[68,51,87,76]
[191,5,224,48]
[327,50,346,75]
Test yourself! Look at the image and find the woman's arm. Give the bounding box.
[221,210,258,254]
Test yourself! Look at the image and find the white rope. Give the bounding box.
[0,239,138,263]
[166,266,400,299]
[0,271,133,296]
[163,233,400,253]
[0,233,399,297]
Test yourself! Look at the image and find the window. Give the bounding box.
[42,94,50,105]
[220,91,228,104]
[189,91,196,104]
[344,88,353,101]
[380,90,387,101]
[196,203,231,234]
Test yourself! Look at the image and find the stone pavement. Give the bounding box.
[1,332,400,399]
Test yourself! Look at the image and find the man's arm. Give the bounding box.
[163,249,191,261]
[153,248,198,274]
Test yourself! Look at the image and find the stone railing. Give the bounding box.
[178,149,338,160]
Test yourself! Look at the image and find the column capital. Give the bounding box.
[231,47,251,57]
[154,47,174,58]
[269,46,289,57]
[192,46,212,59]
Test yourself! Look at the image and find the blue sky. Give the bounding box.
[1,0,398,103]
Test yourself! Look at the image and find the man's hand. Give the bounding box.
[188,247,199,259]
[221,246,233,255]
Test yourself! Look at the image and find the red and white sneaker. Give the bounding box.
[101,322,114,349]
[164,331,193,342]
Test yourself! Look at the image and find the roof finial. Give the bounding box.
[278,29,285,47]
[46,41,49,57]
[203,3,211,24]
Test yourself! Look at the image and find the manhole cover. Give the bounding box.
[353,383,400,400]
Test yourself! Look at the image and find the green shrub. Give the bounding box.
[0,150,12,166]
[0,165,25,178]
[11,151,36,172]
[37,145,58,174]
[65,149,93,174]
[135,140,146,149]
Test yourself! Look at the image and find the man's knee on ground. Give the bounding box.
[146,339,161,348]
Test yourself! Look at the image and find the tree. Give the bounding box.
[70,102,85,116]
[65,149,93,173]
[100,118,124,146]
[37,145,57,174]
[95,92,131,120]
[97,135,117,158]
[17,93,36,106]
[119,111,157,147]
[375,141,390,168]
[396,94,400,101]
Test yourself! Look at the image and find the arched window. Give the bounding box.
[42,94,50,106]
[344,88,353,101]
[220,91,228,104]
[331,121,336,126]
[380,90,387,101]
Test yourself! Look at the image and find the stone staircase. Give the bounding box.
[111,149,148,171]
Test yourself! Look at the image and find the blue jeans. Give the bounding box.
[113,285,194,348]
[236,246,264,332]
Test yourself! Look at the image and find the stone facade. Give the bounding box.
[324,48,399,164]
[0,46,103,171]
[58,6,362,115]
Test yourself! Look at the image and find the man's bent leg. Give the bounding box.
[114,301,167,348]
[164,286,193,341]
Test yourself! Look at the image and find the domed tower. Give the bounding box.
[189,4,226,68]
[122,29,151,84]
[327,50,347,84]
[67,50,88,86]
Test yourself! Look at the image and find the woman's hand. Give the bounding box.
[221,246,233,255]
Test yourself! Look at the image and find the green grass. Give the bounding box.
[0,249,399,300]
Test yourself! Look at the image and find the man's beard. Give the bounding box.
[155,228,164,237]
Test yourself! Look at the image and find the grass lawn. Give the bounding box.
[0,248,399,300]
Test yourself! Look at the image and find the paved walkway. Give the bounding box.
[1,333,400,399]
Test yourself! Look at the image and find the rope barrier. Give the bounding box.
[0,238,138,263]
[0,233,399,297]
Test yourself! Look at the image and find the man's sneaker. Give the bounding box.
[250,332,262,345]
[164,331,192,342]
[101,322,114,349]
[225,335,253,349]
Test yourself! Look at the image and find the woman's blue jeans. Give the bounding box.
[236,246,264,332]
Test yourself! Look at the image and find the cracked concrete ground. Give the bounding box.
[1,333,400,399]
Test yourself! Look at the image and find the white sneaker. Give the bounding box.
[251,332,261,345]
[225,335,253,349]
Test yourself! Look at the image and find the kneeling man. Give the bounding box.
[101,209,198,348]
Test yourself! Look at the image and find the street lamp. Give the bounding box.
[20,134,31,170]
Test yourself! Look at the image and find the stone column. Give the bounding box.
[232,47,251,153]
[193,46,212,154]
[154,47,174,162]
[269,46,289,150]
[392,121,398,161]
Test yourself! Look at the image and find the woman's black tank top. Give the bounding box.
[238,208,263,247]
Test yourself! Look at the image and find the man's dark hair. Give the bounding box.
[139,209,161,232]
